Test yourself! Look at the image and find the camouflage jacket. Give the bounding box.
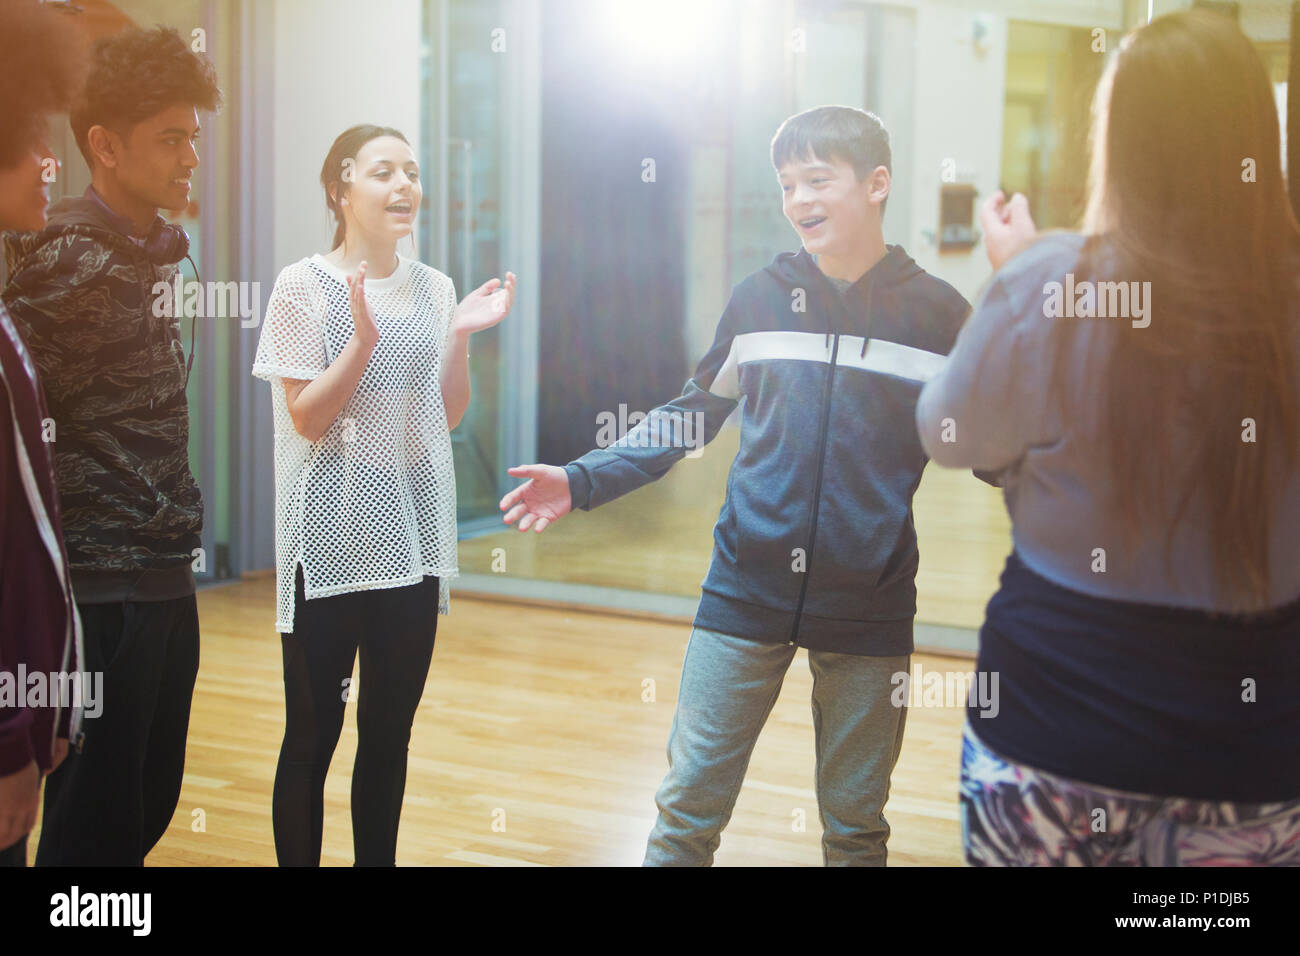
[1,197,203,575]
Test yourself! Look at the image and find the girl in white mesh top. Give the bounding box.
[252,124,515,866]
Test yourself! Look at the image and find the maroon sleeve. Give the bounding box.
[0,397,39,776]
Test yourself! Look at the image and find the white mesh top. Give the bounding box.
[252,253,458,633]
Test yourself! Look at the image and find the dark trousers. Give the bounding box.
[0,835,26,866]
[273,568,438,867]
[35,595,200,866]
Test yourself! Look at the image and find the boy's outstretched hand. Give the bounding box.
[500,464,572,533]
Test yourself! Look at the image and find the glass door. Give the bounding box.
[423,0,539,535]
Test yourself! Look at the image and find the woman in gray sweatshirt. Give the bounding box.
[917,9,1300,866]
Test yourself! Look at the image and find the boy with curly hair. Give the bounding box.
[3,24,222,866]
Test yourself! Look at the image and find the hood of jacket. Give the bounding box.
[4,195,148,276]
[756,243,968,357]
[769,243,923,294]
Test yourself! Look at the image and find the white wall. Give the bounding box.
[902,0,1128,304]
[895,0,1288,304]
[239,0,423,573]
[1239,0,1296,42]
[271,0,424,272]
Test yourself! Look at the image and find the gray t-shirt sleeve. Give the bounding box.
[916,234,1079,471]
[915,277,1028,470]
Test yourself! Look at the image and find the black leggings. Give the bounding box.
[273,567,438,866]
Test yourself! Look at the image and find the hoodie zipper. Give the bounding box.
[787,256,881,646]
[788,327,841,645]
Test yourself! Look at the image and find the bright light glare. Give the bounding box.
[593,0,730,71]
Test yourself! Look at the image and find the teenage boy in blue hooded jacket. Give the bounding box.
[501,106,971,865]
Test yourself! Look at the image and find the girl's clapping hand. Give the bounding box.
[453,271,517,336]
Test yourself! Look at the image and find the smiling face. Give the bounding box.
[90,103,201,215]
[778,151,887,258]
[335,135,421,246]
[0,138,58,232]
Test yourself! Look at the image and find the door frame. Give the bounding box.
[423,0,541,537]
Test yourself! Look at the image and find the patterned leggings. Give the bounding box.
[960,722,1300,866]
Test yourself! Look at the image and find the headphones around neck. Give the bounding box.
[85,187,190,265]
[138,217,191,266]
[85,187,199,384]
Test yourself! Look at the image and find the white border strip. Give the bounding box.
[730,330,946,383]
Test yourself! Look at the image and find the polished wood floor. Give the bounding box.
[28,578,973,866]
[459,424,1012,630]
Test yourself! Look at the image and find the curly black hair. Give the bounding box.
[70,24,223,168]
[0,0,87,168]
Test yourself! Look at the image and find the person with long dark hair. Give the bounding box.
[917,9,1300,865]
[0,0,85,869]
[253,124,516,865]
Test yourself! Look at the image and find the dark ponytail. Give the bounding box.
[321,124,410,251]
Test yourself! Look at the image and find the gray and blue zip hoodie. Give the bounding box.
[564,245,971,656]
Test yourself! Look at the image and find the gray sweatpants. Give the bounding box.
[644,626,910,866]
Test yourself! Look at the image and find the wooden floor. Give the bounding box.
[459,423,1012,630]
[28,578,973,866]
